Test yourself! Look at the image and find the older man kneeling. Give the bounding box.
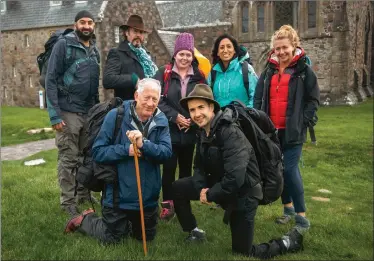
[63,78,172,245]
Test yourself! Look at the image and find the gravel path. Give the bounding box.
[1,139,56,161]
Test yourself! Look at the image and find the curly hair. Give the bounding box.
[211,33,240,65]
[270,25,300,50]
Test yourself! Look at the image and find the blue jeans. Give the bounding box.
[280,143,306,213]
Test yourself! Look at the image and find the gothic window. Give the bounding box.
[307,1,317,29]
[114,26,120,43]
[257,4,265,32]
[274,1,294,30]
[241,2,249,33]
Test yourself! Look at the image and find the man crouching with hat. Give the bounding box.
[103,14,158,101]
[173,84,304,259]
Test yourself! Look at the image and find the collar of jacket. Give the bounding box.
[122,100,168,130]
[212,57,240,73]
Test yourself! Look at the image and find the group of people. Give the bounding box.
[45,10,319,259]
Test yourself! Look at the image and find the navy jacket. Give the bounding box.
[92,101,172,210]
[45,31,100,125]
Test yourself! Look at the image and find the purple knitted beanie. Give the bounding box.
[173,33,194,57]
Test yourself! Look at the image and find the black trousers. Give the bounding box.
[172,177,286,259]
[79,206,158,245]
[162,144,194,201]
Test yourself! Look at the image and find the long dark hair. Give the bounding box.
[211,33,240,65]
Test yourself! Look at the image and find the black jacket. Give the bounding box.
[254,56,320,146]
[103,40,147,100]
[192,109,262,208]
[154,63,206,145]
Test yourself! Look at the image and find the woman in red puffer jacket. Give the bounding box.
[254,25,320,236]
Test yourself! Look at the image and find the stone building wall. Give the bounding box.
[232,0,373,105]
[1,26,69,107]
[146,31,171,67]
[162,23,233,60]
[0,0,164,106]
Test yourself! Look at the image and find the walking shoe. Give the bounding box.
[282,228,304,253]
[160,200,175,221]
[62,204,80,217]
[275,215,293,225]
[185,228,206,242]
[64,208,95,234]
[294,215,310,235]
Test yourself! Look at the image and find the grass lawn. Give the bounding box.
[2,99,373,260]
[1,106,54,146]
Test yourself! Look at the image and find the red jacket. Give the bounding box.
[268,49,305,129]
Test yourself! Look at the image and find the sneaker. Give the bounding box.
[282,228,304,253]
[275,215,293,225]
[185,228,206,242]
[62,205,80,217]
[64,208,95,234]
[160,200,175,221]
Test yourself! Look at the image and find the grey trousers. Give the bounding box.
[55,111,90,206]
[80,206,159,245]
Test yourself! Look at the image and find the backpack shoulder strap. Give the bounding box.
[241,61,249,97]
[210,70,217,90]
[113,106,124,143]
[163,63,173,96]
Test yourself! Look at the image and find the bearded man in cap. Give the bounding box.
[173,84,304,259]
[45,10,101,216]
[103,14,158,101]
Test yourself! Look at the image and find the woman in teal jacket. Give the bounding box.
[208,34,258,108]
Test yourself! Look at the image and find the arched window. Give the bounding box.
[241,2,249,33]
[274,1,298,30]
[307,1,317,29]
[257,3,265,32]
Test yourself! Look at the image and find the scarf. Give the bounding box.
[128,43,158,78]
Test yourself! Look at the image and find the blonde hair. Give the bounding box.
[270,25,300,50]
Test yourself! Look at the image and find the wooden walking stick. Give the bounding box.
[132,142,148,256]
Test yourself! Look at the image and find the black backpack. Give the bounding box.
[75,97,124,207]
[37,28,74,88]
[225,100,284,205]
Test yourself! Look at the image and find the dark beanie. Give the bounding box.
[75,10,95,22]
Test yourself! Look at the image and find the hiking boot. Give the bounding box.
[185,228,206,242]
[282,228,304,253]
[62,204,80,217]
[77,195,100,205]
[160,200,175,221]
[64,208,95,234]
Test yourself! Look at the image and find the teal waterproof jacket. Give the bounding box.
[208,57,258,108]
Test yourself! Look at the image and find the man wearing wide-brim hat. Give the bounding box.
[103,14,158,101]
[174,83,304,258]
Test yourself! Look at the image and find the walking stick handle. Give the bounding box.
[133,142,148,256]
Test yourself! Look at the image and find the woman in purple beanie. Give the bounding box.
[154,33,206,221]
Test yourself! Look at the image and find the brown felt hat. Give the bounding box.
[120,14,151,33]
[180,84,220,112]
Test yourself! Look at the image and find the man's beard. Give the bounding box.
[75,29,93,41]
[131,38,142,47]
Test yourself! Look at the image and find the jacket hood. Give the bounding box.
[210,108,237,134]
[268,47,305,68]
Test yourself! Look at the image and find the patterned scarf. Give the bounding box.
[128,43,158,78]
